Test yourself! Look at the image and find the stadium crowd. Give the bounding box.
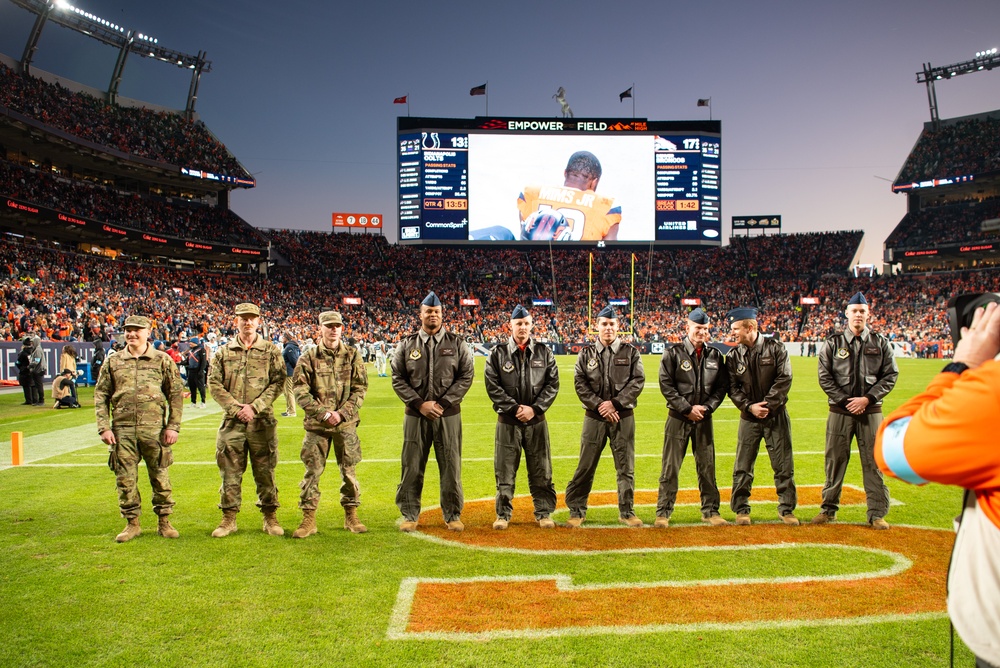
[895,114,1000,185]
[1,229,977,356]
[0,158,264,246]
[0,63,249,179]
[885,196,1000,249]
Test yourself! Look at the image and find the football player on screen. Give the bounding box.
[517,151,621,241]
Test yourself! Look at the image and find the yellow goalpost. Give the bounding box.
[588,252,636,335]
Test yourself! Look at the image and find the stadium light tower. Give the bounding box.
[10,0,211,118]
[917,48,1000,127]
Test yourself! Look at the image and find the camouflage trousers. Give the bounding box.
[109,427,174,519]
[299,426,362,510]
[215,416,279,512]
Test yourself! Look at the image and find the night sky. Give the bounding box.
[2,0,998,265]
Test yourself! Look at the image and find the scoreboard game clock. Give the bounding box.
[397,117,722,246]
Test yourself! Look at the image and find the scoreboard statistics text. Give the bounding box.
[397,117,721,246]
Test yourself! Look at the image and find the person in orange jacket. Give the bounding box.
[875,300,1000,668]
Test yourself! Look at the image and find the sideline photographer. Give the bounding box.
[875,297,1000,668]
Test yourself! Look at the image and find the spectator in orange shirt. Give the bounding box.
[875,300,1000,668]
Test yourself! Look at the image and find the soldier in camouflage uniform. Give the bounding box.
[95,315,184,542]
[207,302,288,537]
[291,311,369,537]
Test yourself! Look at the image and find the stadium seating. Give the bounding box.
[2,229,976,353]
[0,63,249,178]
[895,115,1000,185]
[0,158,264,246]
[885,196,1000,249]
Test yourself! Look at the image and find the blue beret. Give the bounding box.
[687,308,709,325]
[596,304,617,320]
[726,307,758,325]
[189,337,200,345]
[847,292,868,306]
[511,304,530,320]
[421,291,442,307]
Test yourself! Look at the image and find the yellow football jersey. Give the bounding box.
[517,185,622,240]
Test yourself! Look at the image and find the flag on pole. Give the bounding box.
[470,83,487,96]
[697,98,711,107]
[393,95,407,104]
[619,86,633,102]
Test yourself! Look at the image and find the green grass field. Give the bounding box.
[0,356,974,667]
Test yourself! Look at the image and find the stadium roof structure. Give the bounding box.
[11,0,210,117]
[917,48,1000,126]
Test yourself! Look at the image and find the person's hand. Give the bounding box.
[162,429,179,445]
[845,397,870,415]
[749,402,769,419]
[236,403,256,423]
[688,405,707,422]
[953,301,1000,368]
[325,411,343,426]
[419,401,443,420]
[597,400,617,419]
[100,430,116,445]
[515,405,536,423]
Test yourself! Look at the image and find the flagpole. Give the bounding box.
[407,93,410,117]
[709,97,712,121]
[631,82,635,119]
[486,80,489,116]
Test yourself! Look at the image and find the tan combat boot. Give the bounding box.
[653,516,670,528]
[157,516,179,539]
[262,510,284,536]
[292,510,317,539]
[115,517,141,543]
[211,509,238,537]
[344,507,368,534]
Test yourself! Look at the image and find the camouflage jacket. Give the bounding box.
[94,344,184,434]
[293,339,368,432]
[208,334,286,420]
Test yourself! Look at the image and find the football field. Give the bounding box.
[0,356,973,667]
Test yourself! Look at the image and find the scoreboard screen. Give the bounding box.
[397,117,721,246]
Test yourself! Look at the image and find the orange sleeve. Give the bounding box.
[875,360,1000,491]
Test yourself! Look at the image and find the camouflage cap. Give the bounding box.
[319,311,344,326]
[234,302,261,317]
[123,315,151,329]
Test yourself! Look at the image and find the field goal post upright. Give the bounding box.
[588,251,636,335]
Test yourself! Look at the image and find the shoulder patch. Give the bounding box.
[587,358,599,370]
[680,359,693,372]
[836,347,850,360]
[736,363,746,374]
[502,361,515,373]
[409,349,422,360]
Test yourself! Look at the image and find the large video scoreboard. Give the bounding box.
[397,117,721,246]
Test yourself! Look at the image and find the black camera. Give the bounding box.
[947,293,1000,347]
